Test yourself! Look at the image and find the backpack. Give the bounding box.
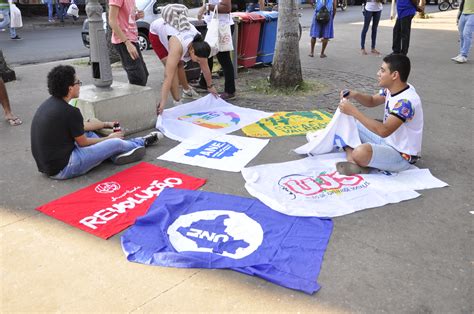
[315,0,331,24]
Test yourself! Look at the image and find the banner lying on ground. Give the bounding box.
[294,109,361,155]
[242,110,333,138]
[156,94,273,142]
[121,188,333,294]
[157,135,269,172]
[242,153,448,217]
[36,163,206,239]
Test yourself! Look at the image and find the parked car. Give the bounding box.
[81,0,200,51]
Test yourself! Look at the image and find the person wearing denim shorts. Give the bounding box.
[337,54,423,174]
[31,65,161,180]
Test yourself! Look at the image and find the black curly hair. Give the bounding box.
[47,65,76,98]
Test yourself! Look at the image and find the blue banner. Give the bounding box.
[121,188,333,294]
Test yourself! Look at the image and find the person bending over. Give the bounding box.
[31,65,162,180]
[337,54,423,175]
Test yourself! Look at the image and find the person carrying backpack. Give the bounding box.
[309,0,337,58]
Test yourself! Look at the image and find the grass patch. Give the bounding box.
[71,58,90,66]
[248,78,328,96]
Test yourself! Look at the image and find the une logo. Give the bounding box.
[167,210,263,259]
[95,182,121,194]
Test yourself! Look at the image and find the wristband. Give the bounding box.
[207,84,214,88]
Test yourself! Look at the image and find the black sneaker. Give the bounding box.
[143,131,164,147]
[113,146,145,165]
[10,35,22,40]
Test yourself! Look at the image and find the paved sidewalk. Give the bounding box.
[1,10,472,312]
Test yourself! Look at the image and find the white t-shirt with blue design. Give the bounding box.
[380,84,423,156]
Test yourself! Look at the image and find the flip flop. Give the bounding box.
[6,117,22,126]
[336,161,370,176]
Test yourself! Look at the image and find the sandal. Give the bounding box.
[6,117,22,126]
[336,161,370,176]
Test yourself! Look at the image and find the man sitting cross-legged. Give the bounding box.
[337,54,423,175]
[31,65,162,180]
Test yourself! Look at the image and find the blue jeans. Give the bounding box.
[44,0,54,20]
[51,132,145,180]
[458,13,473,58]
[0,8,17,38]
[57,3,68,22]
[361,10,381,50]
[356,122,411,172]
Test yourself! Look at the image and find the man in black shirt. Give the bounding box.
[31,65,162,180]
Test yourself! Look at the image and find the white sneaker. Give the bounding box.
[452,55,468,63]
[182,87,200,99]
[173,99,183,106]
[451,54,462,61]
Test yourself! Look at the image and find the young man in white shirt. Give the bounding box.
[337,54,423,175]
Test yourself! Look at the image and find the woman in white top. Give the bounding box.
[360,0,383,55]
[149,17,218,115]
[197,0,236,100]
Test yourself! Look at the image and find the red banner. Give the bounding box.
[36,162,206,239]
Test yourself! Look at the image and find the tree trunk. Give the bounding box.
[269,0,303,88]
[0,50,16,82]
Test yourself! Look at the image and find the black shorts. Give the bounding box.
[114,42,149,86]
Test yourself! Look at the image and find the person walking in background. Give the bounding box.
[43,0,54,22]
[0,0,21,40]
[309,0,337,58]
[360,0,383,55]
[392,0,423,55]
[57,0,69,23]
[108,0,149,86]
[198,0,236,100]
[451,0,473,63]
[0,77,22,126]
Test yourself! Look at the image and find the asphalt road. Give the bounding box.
[1,3,441,65]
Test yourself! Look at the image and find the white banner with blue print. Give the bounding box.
[294,108,361,155]
[242,152,448,218]
[157,134,269,172]
[156,94,273,143]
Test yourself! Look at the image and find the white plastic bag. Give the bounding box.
[9,3,22,28]
[204,6,219,57]
[67,3,79,18]
[218,23,233,52]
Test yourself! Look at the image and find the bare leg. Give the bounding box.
[160,58,181,102]
[309,37,316,57]
[344,146,356,163]
[0,78,21,125]
[320,38,328,58]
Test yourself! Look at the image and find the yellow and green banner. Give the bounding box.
[242,110,333,138]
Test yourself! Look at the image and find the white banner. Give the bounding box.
[156,95,273,143]
[242,153,448,218]
[158,135,269,172]
[294,109,361,155]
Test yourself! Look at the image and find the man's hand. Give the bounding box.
[156,102,164,115]
[135,10,144,19]
[198,6,206,20]
[340,89,354,100]
[126,41,139,60]
[339,99,359,117]
[208,86,219,98]
[416,6,424,12]
[107,131,124,139]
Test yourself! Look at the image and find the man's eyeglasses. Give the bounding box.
[74,80,83,86]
